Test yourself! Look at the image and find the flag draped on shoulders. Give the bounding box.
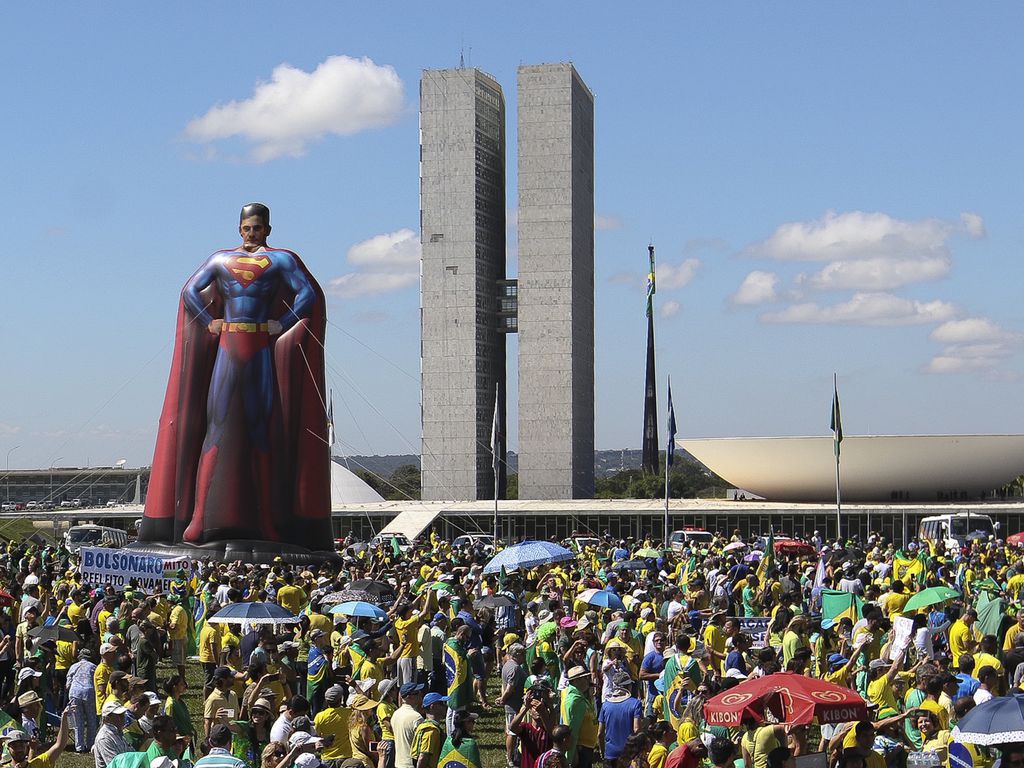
[756,530,775,582]
[660,652,699,729]
[439,737,482,768]
[443,637,471,710]
[307,643,329,704]
[893,550,926,585]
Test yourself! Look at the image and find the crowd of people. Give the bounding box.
[2,526,1023,768]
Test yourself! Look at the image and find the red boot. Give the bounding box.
[184,446,218,543]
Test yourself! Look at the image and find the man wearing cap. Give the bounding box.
[598,671,643,768]
[17,690,43,742]
[560,666,598,768]
[205,666,242,738]
[194,723,247,768]
[392,681,425,768]
[94,701,132,768]
[314,685,353,764]
[410,693,446,768]
[6,705,72,768]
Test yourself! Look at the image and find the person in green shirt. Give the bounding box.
[146,713,190,765]
[742,576,761,618]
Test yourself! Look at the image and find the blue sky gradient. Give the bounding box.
[3,3,1023,469]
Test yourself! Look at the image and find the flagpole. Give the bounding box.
[833,373,842,541]
[492,383,500,547]
[664,440,670,548]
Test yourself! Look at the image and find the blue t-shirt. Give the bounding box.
[956,673,980,700]
[641,651,665,698]
[598,697,643,760]
[726,650,747,674]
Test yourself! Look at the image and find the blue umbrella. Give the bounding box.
[576,588,626,611]
[207,602,298,625]
[330,601,388,620]
[483,540,575,574]
[952,694,1024,745]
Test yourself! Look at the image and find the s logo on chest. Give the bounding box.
[226,255,271,288]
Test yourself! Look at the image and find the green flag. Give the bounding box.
[976,591,1004,638]
[821,589,863,629]
[391,536,401,558]
[439,736,481,768]
[831,375,843,458]
[443,637,472,710]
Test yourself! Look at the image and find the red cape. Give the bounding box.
[139,247,332,551]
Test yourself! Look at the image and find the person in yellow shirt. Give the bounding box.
[647,721,673,768]
[66,592,87,629]
[702,613,727,675]
[391,587,434,687]
[1005,612,1024,652]
[313,686,352,762]
[949,610,980,667]
[866,657,903,714]
[1008,568,1024,602]
[275,573,306,616]
[94,643,117,716]
[167,594,189,679]
[198,617,223,697]
[882,581,910,618]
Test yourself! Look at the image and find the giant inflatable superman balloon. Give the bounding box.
[137,203,334,560]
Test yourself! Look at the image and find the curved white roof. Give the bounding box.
[681,435,1024,503]
[330,461,386,504]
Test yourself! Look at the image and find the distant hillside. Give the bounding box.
[334,449,691,479]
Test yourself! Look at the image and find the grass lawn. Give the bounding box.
[58,662,511,768]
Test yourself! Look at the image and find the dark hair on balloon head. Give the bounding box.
[240,203,271,225]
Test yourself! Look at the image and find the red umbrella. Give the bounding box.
[774,540,818,558]
[704,672,867,727]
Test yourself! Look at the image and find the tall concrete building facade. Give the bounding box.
[516,64,595,499]
[419,69,509,501]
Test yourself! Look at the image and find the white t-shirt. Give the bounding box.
[974,688,994,705]
[270,712,293,743]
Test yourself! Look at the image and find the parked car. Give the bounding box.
[64,524,128,552]
[668,528,715,552]
[452,534,495,549]
[369,532,414,552]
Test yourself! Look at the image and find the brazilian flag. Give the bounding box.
[443,637,471,710]
[660,652,698,729]
[307,643,329,707]
[349,641,369,677]
[439,737,481,768]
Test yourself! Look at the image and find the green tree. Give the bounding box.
[389,464,421,500]
[595,455,728,499]
[506,473,518,500]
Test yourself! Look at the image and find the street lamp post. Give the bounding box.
[6,445,20,504]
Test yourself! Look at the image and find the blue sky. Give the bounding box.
[4,3,1024,470]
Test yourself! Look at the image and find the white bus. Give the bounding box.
[918,512,998,551]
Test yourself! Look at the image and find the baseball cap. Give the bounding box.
[99,642,117,654]
[399,681,425,697]
[423,692,449,707]
[289,731,324,748]
[1,731,30,743]
[16,668,41,683]
[146,691,162,706]
[869,659,889,671]
[212,666,234,681]
[828,653,849,669]
[725,668,748,680]
[101,701,129,716]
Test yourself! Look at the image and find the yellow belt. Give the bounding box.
[223,322,270,333]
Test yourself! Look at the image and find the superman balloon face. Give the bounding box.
[240,215,271,252]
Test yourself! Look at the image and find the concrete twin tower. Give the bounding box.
[420,63,595,503]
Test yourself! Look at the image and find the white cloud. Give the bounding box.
[930,317,1014,344]
[960,212,986,239]
[658,258,700,290]
[329,228,419,299]
[731,271,779,305]
[0,423,21,436]
[594,214,623,231]
[346,228,419,268]
[660,300,681,319]
[925,317,1021,374]
[796,254,951,292]
[743,210,976,263]
[760,292,957,326]
[185,55,404,161]
[328,272,418,299]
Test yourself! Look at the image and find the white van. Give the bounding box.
[919,513,998,551]
[669,528,715,552]
[64,524,128,552]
